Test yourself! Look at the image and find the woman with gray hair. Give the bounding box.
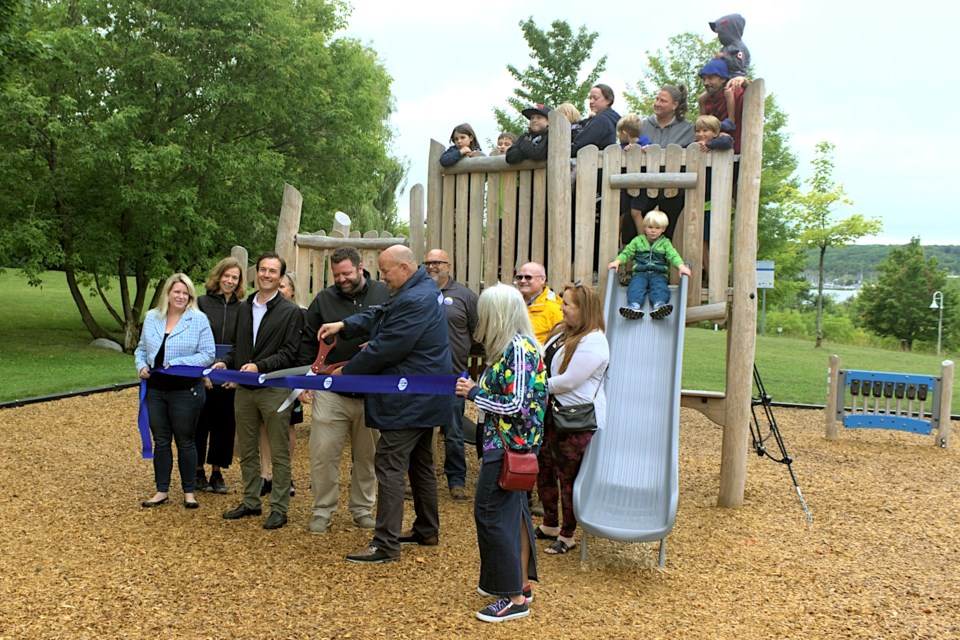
[455,284,547,623]
[135,273,216,509]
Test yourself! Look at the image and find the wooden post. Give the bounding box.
[275,183,302,271]
[454,174,469,285]
[409,184,425,263]
[709,151,735,304]
[596,145,621,304]
[501,171,518,279]
[332,211,351,237]
[531,168,547,267]
[717,79,764,508]
[572,147,599,286]
[547,110,571,289]
[825,355,841,440]
[937,360,954,448]
[483,173,501,289]
[467,175,484,291]
[681,146,703,306]
[426,141,444,253]
[230,245,248,270]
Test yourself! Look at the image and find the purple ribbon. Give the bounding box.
[137,380,153,459]
[136,366,459,459]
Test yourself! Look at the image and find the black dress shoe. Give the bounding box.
[263,511,287,530]
[141,497,169,508]
[346,545,400,563]
[184,499,200,510]
[398,530,439,546]
[223,504,262,519]
[259,477,272,497]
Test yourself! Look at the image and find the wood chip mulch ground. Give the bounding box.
[0,389,957,639]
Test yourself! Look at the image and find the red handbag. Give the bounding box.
[496,430,538,491]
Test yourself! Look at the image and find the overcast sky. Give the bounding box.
[339,0,958,245]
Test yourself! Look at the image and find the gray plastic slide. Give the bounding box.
[572,270,688,567]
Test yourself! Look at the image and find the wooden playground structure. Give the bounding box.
[273,79,768,508]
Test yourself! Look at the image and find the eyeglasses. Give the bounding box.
[422,261,449,267]
[515,274,542,282]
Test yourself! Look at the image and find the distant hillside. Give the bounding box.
[804,245,960,285]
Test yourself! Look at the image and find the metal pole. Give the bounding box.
[932,291,943,356]
[761,288,767,336]
[937,303,943,356]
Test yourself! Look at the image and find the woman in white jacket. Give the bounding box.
[536,283,609,555]
[135,273,215,509]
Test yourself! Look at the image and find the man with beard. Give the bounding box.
[423,248,478,503]
[697,58,746,153]
[298,247,390,534]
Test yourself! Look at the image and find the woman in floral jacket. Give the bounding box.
[456,284,547,623]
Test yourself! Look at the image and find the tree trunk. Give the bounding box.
[49,132,124,351]
[64,263,116,345]
[815,247,825,348]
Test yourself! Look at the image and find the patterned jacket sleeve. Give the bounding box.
[470,338,528,417]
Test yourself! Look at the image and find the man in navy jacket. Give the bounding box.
[319,244,451,563]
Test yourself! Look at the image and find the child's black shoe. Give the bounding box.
[651,304,673,320]
[619,303,643,320]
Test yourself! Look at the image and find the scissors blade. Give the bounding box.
[260,365,312,382]
[277,371,317,413]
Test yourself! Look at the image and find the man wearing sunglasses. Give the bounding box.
[424,249,478,504]
[515,262,562,345]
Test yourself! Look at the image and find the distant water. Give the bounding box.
[810,288,858,303]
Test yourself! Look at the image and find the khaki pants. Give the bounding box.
[309,392,379,520]
[234,386,293,514]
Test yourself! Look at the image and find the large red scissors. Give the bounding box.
[260,337,351,412]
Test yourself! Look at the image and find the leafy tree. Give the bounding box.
[781,141,882,347]
[859,238,947,351]
[0,0,397,352]
[808,244,960,282]
[623,32,712,117]
[623,31,804,308]
[342,156,409,234]
[493,18,607,136]
[0,0,42,84]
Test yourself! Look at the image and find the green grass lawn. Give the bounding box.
[682,327,958,409]
[1,270,957,410]
[0,271,135,402]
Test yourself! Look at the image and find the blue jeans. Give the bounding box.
[146,382,205,493]
[627,272,670,308]
[474,457,538,596]
[441,396,467,488]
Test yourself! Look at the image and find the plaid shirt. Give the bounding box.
[135,308,216,371]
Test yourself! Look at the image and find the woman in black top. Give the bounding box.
[195,257,246,493]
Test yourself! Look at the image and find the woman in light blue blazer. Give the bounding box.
[135,273,215,509]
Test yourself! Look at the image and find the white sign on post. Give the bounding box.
[756,260,775,289]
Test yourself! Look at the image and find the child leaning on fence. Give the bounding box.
[608,210,691,320]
